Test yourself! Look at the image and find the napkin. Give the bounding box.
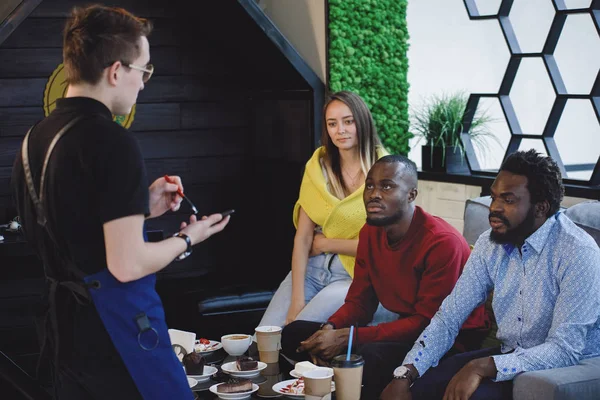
[168,328,196,355]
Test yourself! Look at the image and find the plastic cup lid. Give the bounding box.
[331,354,365,368]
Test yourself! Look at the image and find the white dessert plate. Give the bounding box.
[221,361,267,377]
[272,379,335,398]
[187,377,198,388]
[187,365,218,382]
[195,339,223,353]
[209,383,259,399]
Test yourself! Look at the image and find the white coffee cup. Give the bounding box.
[221,334,252,356]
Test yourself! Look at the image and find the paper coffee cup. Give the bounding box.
[331,354,364,400]
[255,326,282,362]
[304,368,334,400]
[258,350,279,363]
[255,325,282,352]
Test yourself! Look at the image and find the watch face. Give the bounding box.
[393,365,409,378]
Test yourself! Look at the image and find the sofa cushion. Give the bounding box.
[563,200,600,247]
[198,289,275,315]
[463,197,492,245]
[513,356,600,400]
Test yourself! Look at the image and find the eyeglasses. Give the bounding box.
[124,63,154,83]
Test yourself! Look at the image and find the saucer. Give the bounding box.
[195,339,223,353]
[209,382,259,399]
[221,361,267,378]
[187,377,198,388]
[272,379,335,398]
[187,365,218,382]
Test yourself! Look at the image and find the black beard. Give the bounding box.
[366,209,404,227]
[489,206,536,246]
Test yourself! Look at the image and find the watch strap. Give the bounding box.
[172,232,192,261]
[320,321,336,330]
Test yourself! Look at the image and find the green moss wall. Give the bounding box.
[328,0,411,154]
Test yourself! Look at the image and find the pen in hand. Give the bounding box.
[163,175,198,214]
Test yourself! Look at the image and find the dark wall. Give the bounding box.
[0,0,319,377]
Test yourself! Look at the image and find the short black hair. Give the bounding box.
[373,154,418,184]
[499,149,564,217]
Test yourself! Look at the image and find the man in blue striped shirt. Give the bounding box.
[381,149,600,400]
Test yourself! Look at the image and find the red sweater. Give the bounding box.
[328,206,486,344]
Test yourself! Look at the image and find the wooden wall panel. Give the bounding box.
[0,78,45,107]
[136,128,249,159]
[0,107,43,137]
[0,137,21,167]
[145,156,246,185]
[0,48,62,77]
[1,18,179,48]
[181,103,248,129]
[30,0,178,18]
[130,103,181,132]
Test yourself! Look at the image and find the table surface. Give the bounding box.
[191,343,295,399]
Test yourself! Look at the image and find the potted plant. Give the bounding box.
[411,92,497,174]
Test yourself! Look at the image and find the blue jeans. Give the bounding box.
[258,253,398,328]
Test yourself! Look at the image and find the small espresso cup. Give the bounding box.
[221,334,252,356]
[304,367,334,400]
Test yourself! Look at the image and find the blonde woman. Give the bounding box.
[259,91,390,328]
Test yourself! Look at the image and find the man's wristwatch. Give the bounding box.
[172,232,192,261]
[319,321,336,330]
[393,365,416,386]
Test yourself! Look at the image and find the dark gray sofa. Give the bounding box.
[463,196,600,400]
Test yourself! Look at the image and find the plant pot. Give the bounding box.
[422,145,470,174]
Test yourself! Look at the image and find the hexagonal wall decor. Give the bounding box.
[554,14,600,94]
[461,0,600,185]
[558,0,592,9]
[466,0,502,16]
[554,99,600,179]
[509,58,556,135]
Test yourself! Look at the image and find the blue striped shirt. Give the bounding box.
[402,212,600,381]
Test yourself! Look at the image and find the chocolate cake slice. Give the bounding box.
[236,356,258,371]
[183,352,205,375]
[217,378,253,393]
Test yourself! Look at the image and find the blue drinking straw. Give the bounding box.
[346,325,354,361]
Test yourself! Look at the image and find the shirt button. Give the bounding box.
[519,290,522,295]
[518,317,522,321]
[517,342,521,346]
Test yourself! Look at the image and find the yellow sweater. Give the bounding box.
[293,146,387,277]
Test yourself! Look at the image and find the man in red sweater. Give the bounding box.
[280,155,488,399]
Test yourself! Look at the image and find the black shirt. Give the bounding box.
[12,97,150,276]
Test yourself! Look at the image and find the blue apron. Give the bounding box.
[21,116,193,399]
[83,270,193,399]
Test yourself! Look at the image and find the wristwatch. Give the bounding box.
[393,365,415,386]
[319,321,336,330]
[172,232,192,261]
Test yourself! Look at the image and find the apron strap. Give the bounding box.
[21,115,87,281]
[21,116,94,396]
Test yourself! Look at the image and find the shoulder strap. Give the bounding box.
[21,115,87,281]
[22,116,85,227]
